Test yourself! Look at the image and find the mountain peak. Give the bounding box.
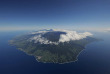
[29,29,93,44]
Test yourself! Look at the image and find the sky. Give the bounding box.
[0,0,110,31]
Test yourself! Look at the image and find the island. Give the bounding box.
[9,29,97,64]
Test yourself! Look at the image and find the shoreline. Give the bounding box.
[17,47,83,64]
[9,39,98,64]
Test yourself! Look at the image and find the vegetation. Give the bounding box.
[9,33,97,64]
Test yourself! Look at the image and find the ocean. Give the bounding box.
[0,31,110,74]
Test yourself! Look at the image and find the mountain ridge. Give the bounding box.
[9,29,97,64]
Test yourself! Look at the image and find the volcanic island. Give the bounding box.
[10,29,97,64]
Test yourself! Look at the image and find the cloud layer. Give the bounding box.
[29,29,93,44]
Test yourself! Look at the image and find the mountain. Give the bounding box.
[9,29,97,64]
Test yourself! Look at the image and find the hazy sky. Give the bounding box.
[0,0,110,31]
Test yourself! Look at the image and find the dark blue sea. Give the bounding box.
[0,31,110,74]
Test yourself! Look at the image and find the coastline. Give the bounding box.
[9,38,99,64]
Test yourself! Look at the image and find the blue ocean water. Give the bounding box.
[0,31,110,74]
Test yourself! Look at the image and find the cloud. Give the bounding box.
[59,31,92,42]
[29,29,93,44]
[104,28,110,32]
[30,34,58,45]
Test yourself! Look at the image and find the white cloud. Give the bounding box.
[59,31,92,42]
[29,29,93,44]
[104,28,110,32]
